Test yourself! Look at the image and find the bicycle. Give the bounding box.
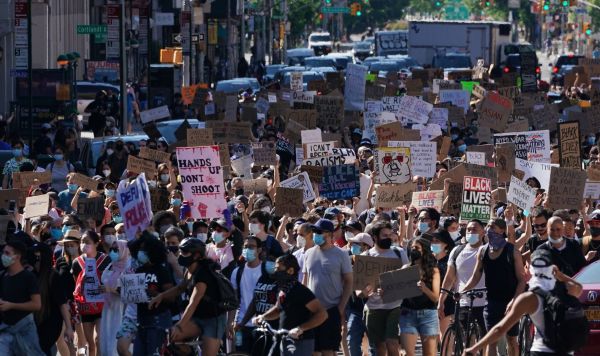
[517,314,535,356]
[440,288,487,356]
[252,322,290,356]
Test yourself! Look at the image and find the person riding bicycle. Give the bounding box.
[149,237,226,356]
[464,249,583,356]
[254,254,328,356]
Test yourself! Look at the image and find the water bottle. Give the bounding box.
[235,330,243,347]
[180,201,191,220]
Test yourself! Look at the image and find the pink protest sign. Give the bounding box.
[176,146,227,219]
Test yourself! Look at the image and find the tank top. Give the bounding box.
[530,294,555,353]
[482,243,517,303]
[402,266,436,310]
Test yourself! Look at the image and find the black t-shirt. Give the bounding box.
[37,270,70,352]
[253,274,278,315]
[135,263,174,317]
[0,269,40,325]
[536,239,587,277]
[260,235,284,260]
[279,282,316,339]
[190,259,222,319]
[527,233,547,253]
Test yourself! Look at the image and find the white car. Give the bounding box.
[308,32,333,55]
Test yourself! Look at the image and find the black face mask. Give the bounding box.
[234,188,244,196]
[410,249,422,261]
[116,143,124,151]
[167,246,179,254]
[376,238,392,250]
[177,255,195,267]
[272,270,294,282]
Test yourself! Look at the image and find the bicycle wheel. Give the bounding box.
[441,324,461,356]
[467,322,485,356]
[518,316,535,356]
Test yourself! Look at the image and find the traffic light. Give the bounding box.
[435,0,444,8]
[543,0,550,11]
[561,0,568,7]
[569,0,577,6]
[319,13,324,21]
[480,0,493,7]
[355,4,362,15]
[583,22,592,36]
[325,0,331,4]
[350,2,360,15]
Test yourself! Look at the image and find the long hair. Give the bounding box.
[33,243,55,325]
[412,239,437,288]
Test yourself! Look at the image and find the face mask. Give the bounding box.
[376,238,392,250]
[590,226,600,237]
[548,236,564,245]
[351,244,362,255]
[410,249,422,261]
[12,149,22,157]
[147,180,157,188]
[1,255,14,268]
[242,248,257,262]
[466,233,480,245]
[117,233,127,241]
[418,222,430,233]
[113,215,123,224]
[54,154,64,161]
[50,228,63,240]
[177,254,195,268]
[529,265,556,291]
[160,174,169,183]
[103,169,111,177]
[272,270,294,282]
[344,231,354,241]
[137,251,150,265]
[249,223,261,235]
[431,243,443,255]
[451,134,459,140]
[450,230,462,241]
[106,149,114,156]
[296,235,306,249]
[65,246,79,256]
[487,230,507,250]
[105,189,115,198]
[171,198,182,207]
[104,235,116,245]
[588,137,596,145]
[167,246,179,254]
[109,251,120,262]
[261,206,271,213]
[68,184,78,193]
[212,232,225,244]
[80,243,91,255]
[197,233,208,243]
[331,220,339,230]
[62,225,70,236]
[458,144,467,153]
[265,261,276,274]
[313,233,325,246]
[186,222,194,232]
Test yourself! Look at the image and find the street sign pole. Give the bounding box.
[27,0,32,148]
[119,0,127,133]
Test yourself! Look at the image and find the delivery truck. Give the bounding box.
[408,20,512,67]
[374,30,409,56]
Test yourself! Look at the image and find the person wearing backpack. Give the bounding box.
[71,230,111,356]
[45,147,74,192]
[464,249,585,356]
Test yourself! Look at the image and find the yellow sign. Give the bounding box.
[56,84,71,101]
[160,47,183,65]
[208,21,218,45]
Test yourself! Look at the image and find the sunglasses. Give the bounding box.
[533,223,547,229]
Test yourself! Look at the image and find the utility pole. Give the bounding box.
[119,0,127,133]
[27,0,32,148]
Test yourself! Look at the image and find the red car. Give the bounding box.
[574,260,600,356]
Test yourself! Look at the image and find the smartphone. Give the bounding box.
[8,201,15,213]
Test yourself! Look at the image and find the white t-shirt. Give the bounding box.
[448,244,486,307]
[231,263,263,326]
[293,247,309,282]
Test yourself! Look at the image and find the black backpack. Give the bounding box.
[531,287,589,353]
[204,265,240,312]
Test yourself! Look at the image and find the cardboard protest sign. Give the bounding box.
[290,72,303,92]
[150,188,170,211]
[344,64,368,111]
[120,274,149,304]
[411,190,444,212]
[466,151,486,166]
[363,111,396,144]
[301,128,322,144]
[375,183,416,208]
[71,173,100,192]
[319,164,359,200]
[478,91,512,130]
[584,181,600,199]
[300,165,324,183]
[181,85,197,105]
[529,105,560,132]
[252,142,277,166]
[127,156,156,177]
[286,109,318,129]
[82,257,104,303]
[374,147,412,184]
[388,141,437,178]
[379,266,422,303]
[187,128,214,146]
[0,189,19,210]
[557,121,581,170]
[398,95,433,125]
[460,176,492,222]
[24,193,49,219]
[303,141,337,159]
[280,172,316,203]
[302,155,346,167]
[243,178,269,194]
[274,187,305,217]
[140,105,170,124]
[76,197,105,220]
[546,167,587,211]
[206,122,253,143]
[139,147,172,163]
[176,146,227,219]
[291,91,316,107]
[495,142,516,184]
[12,171,51,189]
[353,255,405,290]
[219,144,231,167]
[431,162,497,190]
[444,181,463,216]
[507,176,537,215]
[314,95,344,128]
[116,173,153,240]
[436,136,452,162]
[375,122,403,146]
[493,130,550,163]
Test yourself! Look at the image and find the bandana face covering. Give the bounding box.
[529,265,556,291]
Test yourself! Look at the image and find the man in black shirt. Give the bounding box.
[526,208,551,254]
[537,216,586,277]
[0,240,45,354]
[582,210,600,263]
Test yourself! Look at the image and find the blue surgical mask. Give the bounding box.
[187,221,194,232]
[431,243,443,255]
[265,261,276,274]
[171,198,182,207]
[1,255,14,267]
[137,250,149,265]
[451,134,459,141]
[54,154,64,161]
[68,184,78,193]
[458,144,467,153]
[418,222,430,233]
[113,215,123,224]
[109,251,120,262]
[466,233,479,245]
[197,233,208,243]
[105,189,115,198]
[588,137,596,145]
[160,174,169,183]
[212,232,225,244]
[242,248,256,262]
[12,148,22,157]
[313,233,325,246]
[50,228,63,240]
[350,244,362,255]
[62,225,70,236]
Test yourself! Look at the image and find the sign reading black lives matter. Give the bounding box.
[460,176,492,222]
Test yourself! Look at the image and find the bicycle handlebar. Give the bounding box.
[255,322,290,336]
[441,287,487,300]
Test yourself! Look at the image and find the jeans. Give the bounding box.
[133,311,171,356]
[0,314,45,356]
[346,310,366,356]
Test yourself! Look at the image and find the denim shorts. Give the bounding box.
[399,308,439,337]
[192,313,227,339]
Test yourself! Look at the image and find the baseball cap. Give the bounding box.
[347,232,374,247]
[489,218,507,231]
[346,219,363,232]
[359,138,372,147]
[531,249,553,268]
[311,218,334,233]
[589,209,600,221]
[352,128,363,136]
[431,229,455,250]
[325,207,341,216]
[210,218,230,232]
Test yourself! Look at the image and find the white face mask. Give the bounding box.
[529,265,556,291]
[548,236,564,245]
[249,223,261,235]
[147,180,157,188]
[104,235,116,245]
[106,149,114,156]
[297,235,306,249]
[344,231,354,240]
[450,230,462,241]
[103,169,111,177]
[261,206,271,213]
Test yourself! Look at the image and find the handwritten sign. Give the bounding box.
[187,128,214,146]
[290,72,303,92]
[398,95,433,124]
[388,141,436,178]
[72,173,100,192]
[24,193,49,219]
[83,257,104,303]
[466,151,486,166]
[300,165,324,183]
[444,181,463,216]
[460,176,492,222]
[140,105,170,124]
[280,172,316,203]
[515,158,555,191]
[12,171,51,189]
[252,142,277,166]
[120,273,149,304]
[319,164,359,200]
[315,95,344,128]
[376,183,416,208]
[139,147,172,163]
[558,121,581,170]
[127,156,156,177]
[206,122,253,143]
[116,173,153,240]
[439,89,470,113]
[303,141,337,159]
[375,147,412,184]
[493,130,550,163]
[584,181,600,199]
[411,190,444,211]
[77,197,105,220]
[0,189,19,210]
[150,188,170,211]
[495,143,516,184]
[478,91,512,130]
[301,128,322,144]
[353,255,405,290]
[243,178,269,194]
[274,187,304,217]
[546,167,587,210]
[507,176,537,214]
[379,266,422,303]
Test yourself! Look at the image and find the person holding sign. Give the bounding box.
[2,139,32,189]
[400,238,440,356]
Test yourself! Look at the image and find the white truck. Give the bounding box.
[308,32,333,56]
[408,20,512,67]
[374,30,409,56]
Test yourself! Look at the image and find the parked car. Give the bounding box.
[264,64,287,84]
[307,32,333,55]
[286,48,315,66]
[215,78,261,96]
[325,53,354,70]
[551,54,585,85]
[353,41,374,62]
[304,56,337,69]
[281,71,325,91]
[574,260,600,356]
